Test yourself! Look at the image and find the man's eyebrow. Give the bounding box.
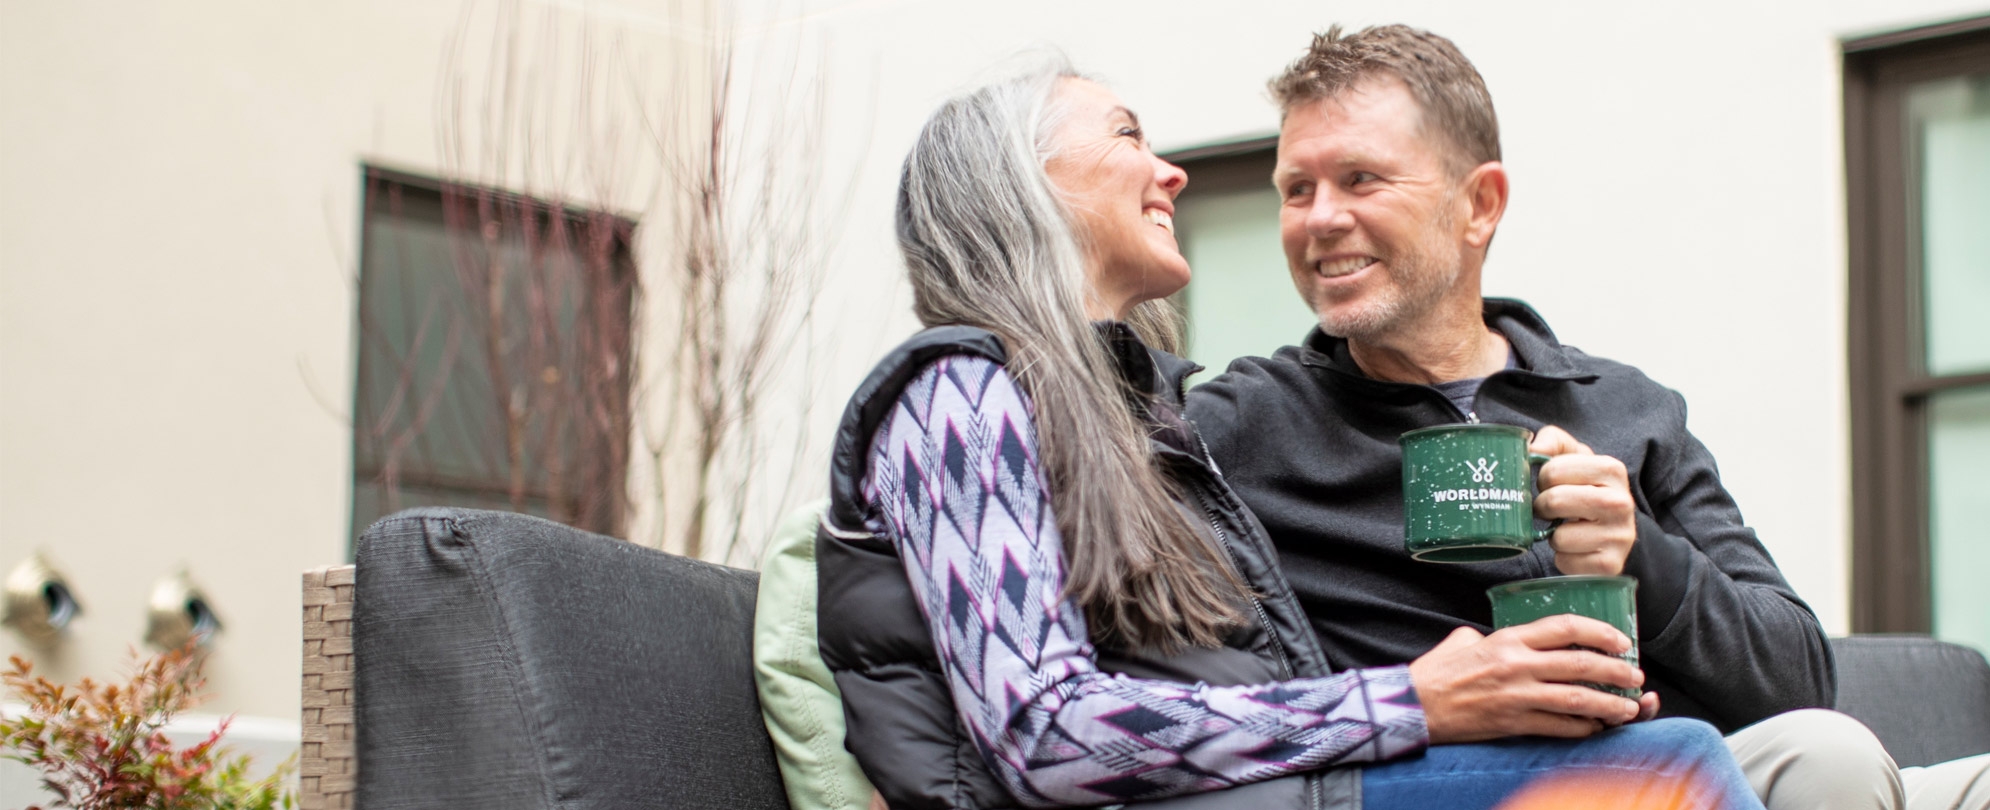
[1114,106,1140,128]
[1272,151,1382,186]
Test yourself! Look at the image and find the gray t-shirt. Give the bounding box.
[1429,347,1520,419]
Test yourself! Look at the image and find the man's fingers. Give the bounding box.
[1552,548,1627,576]
[1542,520,1631,554]
[1529,424,1592,457]
[1535,454,1630,493]
[1500,614,1633,655]
[1546,522,1634,575]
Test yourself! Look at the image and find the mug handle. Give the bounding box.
[1528,452,1563,543]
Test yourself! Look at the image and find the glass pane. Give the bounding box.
[1929,384,1990,654]
[352,179,634,540]
[355,211,507,484]
[1909,72,1990,377]
[1176,185,1319,378]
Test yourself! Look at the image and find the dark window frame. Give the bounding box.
[1158,136,1279,341]
[1162,135,1279,193]
[1843,15,1990,633]
[351,165,639,547]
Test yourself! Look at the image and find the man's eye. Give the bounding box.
[1284,182,1315,200]
[1350,171,1381,185]
[1118,126,1144,141]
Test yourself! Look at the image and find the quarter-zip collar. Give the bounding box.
[1296,298,1599,391]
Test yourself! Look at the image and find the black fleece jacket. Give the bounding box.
[1184,298,1835,733]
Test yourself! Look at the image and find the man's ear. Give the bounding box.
[1460,161,1508,250]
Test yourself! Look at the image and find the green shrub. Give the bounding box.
[1,647,294,810]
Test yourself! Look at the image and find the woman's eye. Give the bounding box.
[1118,126,1144,141]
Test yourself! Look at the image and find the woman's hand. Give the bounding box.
[1408,617,1644,744]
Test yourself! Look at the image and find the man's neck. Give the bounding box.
[1345,301,1510,385]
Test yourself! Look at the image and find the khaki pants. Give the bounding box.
[1726,709,1990,810]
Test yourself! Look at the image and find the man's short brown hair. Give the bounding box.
[1270,24,1500,175]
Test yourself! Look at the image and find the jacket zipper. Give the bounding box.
[1195,494,1328,810]
[1195,494,1294,679]
[1177,372,1323,810]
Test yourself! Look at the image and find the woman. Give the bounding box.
[810,58,1763,810]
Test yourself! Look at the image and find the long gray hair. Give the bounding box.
[895,58,1246,650]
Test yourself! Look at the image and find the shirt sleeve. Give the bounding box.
[1617,386,1836,729]
[861,354,1427,808]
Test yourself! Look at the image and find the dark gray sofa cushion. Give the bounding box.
[355,507,789,810]
[1831,634,1990,768]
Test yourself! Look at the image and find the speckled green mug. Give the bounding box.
[1487,575,1641,699]
[1400,423,1557,563]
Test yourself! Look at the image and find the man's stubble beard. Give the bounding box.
[1314,233,1463,342]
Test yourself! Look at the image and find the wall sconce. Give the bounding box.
[2,553,83,644]
[145,570,223,650]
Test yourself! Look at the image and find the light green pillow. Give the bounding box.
[754,500,876,810]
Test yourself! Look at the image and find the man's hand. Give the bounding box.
[1408,616,1644,744]
[1530,425,1637,575]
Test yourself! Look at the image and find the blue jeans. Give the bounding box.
[1361,718,1766,810]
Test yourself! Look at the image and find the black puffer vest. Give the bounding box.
[816,324,1363,810]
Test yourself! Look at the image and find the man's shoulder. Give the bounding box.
[1492,299,1680,403]
[1509,339,1697,450]
[1188,345,1318,404]
[1549,342,1684,405]
[1183,345,1322,440]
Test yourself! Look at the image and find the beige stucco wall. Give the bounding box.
[755,0,1990,645]
[0,0,711,732]
[3,0,1986,784]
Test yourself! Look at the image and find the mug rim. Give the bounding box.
[1486,574,1638,599]
[1399,422,1533,444]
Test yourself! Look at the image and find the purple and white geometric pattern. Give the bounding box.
[862,355,1428,807]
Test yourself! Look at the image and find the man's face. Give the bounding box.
[1275,76,1475,341]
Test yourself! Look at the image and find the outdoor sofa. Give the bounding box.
[297,507,1990,809]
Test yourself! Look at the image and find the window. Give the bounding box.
[1164,138,1319,378]
[351,168,637,543]
[1845,17,1990,649]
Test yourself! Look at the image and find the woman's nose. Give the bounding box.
[1155,157,1187,196]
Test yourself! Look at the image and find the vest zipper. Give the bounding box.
[1197,501,1327,810]
[1196,497,1295,680]
[1177,371,1322,809]
[1171,374,1297,680]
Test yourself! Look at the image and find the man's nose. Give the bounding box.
[1306,190,1354,238]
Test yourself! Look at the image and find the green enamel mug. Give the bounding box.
[1400,423,1558,563]
[1487,575,1641,699]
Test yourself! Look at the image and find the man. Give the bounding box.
[1185,25,1988,810]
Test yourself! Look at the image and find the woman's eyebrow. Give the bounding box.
[1114,106,1140,128]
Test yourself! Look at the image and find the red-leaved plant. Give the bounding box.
[0,647,293,810]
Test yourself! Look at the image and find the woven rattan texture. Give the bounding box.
[301,565,356,810]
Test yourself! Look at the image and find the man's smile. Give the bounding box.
[1313,254,1380,280]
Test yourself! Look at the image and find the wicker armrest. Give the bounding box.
[301,565,356,810]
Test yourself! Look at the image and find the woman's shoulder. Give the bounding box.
[891,353,1032,425]
[843,326,1010,412]
[880,325,1010,370]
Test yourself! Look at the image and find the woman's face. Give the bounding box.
[1043,79,1190,320]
